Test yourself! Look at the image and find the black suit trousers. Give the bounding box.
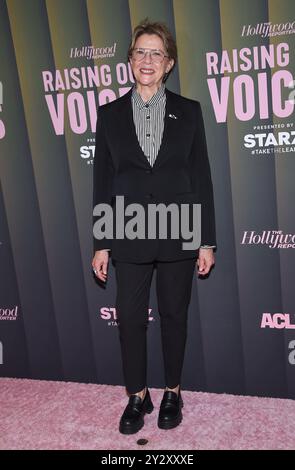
[115,255,197,394]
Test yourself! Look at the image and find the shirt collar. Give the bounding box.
[132,82,166,109]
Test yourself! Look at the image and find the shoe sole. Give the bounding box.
[119,402,154,435]
[157,410,183,429]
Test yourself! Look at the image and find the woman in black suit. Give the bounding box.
[92,18,216,435]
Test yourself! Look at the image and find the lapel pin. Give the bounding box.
[168,113,178,119]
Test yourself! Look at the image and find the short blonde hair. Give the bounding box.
[127,18,177,82]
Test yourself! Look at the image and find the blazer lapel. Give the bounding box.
[153,88,183,170]
[121,87,153,169]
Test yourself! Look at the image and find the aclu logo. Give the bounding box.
[260,314,295,365]
[241,230,295,249]
[261,313,295,329]
[99,307,154,327]
[0,305,19,321]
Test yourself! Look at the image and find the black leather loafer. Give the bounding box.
[119,388,154,434]
[157,390,184,430]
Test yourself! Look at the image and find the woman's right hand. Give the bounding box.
[92,250,109,282]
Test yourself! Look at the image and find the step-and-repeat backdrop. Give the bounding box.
[1,0,295,398]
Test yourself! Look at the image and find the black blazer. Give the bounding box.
[93,86,216,263]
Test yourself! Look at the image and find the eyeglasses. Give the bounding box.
[131,48,169,64]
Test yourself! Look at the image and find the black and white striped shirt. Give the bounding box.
[131,82,166,168]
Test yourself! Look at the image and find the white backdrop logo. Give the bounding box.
[244,123,295,156]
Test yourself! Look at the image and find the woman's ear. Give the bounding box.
[166,58,175,74]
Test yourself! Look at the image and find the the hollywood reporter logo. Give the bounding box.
[241,22,295,38]
[93,196,202,250]
[241,230,295,249]
[0,305,18,321]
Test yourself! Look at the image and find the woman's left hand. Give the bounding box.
[197,248,215,276]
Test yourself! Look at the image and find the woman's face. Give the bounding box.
[129,33,174,88]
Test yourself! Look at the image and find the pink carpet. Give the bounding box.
[0,378,294,450]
